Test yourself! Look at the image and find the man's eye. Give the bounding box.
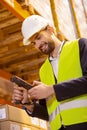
[37,35,41,40]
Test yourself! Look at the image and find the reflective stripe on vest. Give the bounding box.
[49,98,87,122]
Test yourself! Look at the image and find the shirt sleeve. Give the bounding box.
[23,99,49,121]
[53,38,87,101]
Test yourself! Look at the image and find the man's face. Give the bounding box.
[30,30,55,55]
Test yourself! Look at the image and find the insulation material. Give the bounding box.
[83,0,87,15]
[29,0,54,27]
[73,0,87,38]
[28,0,87,40]
[55,0,77,40]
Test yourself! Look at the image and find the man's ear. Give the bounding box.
[46,25,54,34]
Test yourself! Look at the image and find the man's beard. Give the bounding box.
[39,41,55,54]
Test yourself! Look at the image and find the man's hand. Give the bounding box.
[12,83,28,104]
[28,80,54,100]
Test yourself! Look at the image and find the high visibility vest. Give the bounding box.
[39,39,87,130]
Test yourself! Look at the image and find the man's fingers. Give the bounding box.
[32,80,41,86]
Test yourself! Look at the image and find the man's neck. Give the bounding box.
[50,40,62,58]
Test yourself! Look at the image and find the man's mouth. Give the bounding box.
[41,46,47,53]
[40,42,48,52]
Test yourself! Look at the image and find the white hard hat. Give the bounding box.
[21,15,50,45]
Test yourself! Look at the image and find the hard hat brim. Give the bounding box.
[23,38,31,45]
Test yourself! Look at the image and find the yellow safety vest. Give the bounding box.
[39,39,87,130]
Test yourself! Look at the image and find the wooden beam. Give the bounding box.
[0,47,39,64]
[4,57,46,72]
[0,31,22,46]
[0,0,30,21]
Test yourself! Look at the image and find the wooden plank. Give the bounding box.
[0,17,21,29]
[0,0,30,21]
[0,31,22,46]
[0,47,39,63]
[0,8,14,22]
[4,57,46,71]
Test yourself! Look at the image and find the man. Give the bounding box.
[12,15,87,130]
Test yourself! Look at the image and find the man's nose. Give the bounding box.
[34,40,41,49]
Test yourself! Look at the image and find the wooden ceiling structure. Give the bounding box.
[0,0,48,83]
[0,0,87,103]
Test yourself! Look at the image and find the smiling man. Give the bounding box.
[12,15,87,130]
